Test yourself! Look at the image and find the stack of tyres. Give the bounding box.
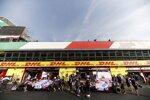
[112,82,121,94]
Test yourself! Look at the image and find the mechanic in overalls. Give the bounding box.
[85,75,91,98]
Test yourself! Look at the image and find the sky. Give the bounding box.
[0,0,150,42]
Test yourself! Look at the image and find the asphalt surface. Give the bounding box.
[0,86,150,100]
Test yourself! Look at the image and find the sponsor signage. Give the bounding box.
[0,60,150,67]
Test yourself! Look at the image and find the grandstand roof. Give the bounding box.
[1,41,150,50]
[65,41,112,49]
[0,17,15,26]
[0,26,25,36]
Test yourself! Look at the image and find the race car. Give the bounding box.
[33,79,53,90]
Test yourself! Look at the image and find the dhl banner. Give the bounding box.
[1,60,150,67]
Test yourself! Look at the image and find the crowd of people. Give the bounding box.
[21,73,91,97]
[112,74,143,96]
[0,73,145,97]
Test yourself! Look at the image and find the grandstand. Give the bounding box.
[0,26,27,42]
[0,17,31,42]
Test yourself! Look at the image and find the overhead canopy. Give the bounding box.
[0,20,8,27]
[1,41,150,50]
[0,26,25,36]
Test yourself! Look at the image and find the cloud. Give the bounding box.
[74,0,150,41]
[82,0,102,25]
[106,3,150,40]
[1,0,150,41]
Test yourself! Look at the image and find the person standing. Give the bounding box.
[125,75,132,92]
[60,76,65,91]
[75,78,81,96]
[116,74,122,86]
[130,75,139,96]
[116,74,122,93]
[85,75,91,98]
[53,77,60,92]
[120,76,126,94]
[68,74,73,91]
[64,74,69,91]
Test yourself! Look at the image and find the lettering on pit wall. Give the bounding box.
[123,61,139,66]
[49,62,66,66]
[25,62,41,67]
[0,62,17,67]
[74,61,92,66]
[98,61,116,66]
